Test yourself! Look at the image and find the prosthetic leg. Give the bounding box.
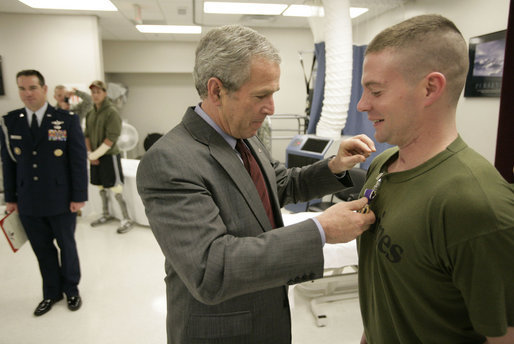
[112,185,134,234]
[90,187,115,226]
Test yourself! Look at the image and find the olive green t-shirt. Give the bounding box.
[358,136,514,343]
[84,98,121,155]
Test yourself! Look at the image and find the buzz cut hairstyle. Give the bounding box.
[366,14,469,105]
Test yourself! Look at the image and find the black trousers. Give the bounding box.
[20,212,80,300]
[90,154,124,188]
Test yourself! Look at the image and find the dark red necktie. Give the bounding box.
[236,139,276,228]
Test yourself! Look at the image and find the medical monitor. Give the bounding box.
[286,135,333,167]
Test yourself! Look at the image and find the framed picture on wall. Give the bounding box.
[464,30,506,97]
[0,55,4,96]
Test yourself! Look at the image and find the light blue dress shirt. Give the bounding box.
[26,102,48,126]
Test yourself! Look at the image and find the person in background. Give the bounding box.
[137,24,376,344]
[0,69,88,316]
[54,85,93,123]
[356,14,514,344]
[84,80,134,234]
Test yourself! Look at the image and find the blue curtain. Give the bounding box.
[307,44,393,170]
[343,45,393,170]
[306,42,325,134]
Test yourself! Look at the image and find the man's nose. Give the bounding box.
[264,96,275,116]
[357,94,369,113]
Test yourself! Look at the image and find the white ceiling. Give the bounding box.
[0,0,407,41]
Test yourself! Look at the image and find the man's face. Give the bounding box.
[91,87,107,107]
[54,88,66,103]
[217,58,280,139]
[17,75,47,112]
[357,50,425,148]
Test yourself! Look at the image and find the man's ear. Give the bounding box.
[424,72,446,107]
[207,77,223,106]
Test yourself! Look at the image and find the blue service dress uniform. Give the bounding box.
[0,104,88,300]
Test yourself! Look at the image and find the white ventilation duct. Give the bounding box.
[315,0,353,139]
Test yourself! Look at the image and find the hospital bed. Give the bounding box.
[283,212,359,327]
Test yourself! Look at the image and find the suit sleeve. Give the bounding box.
[67,114,88,202]
[247,137,352,207]
[0,117,18,203]
[136,142,325,306]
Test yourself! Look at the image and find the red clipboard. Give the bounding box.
[1,211,28,253]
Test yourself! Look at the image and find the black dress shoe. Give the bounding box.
[67,295,82,311]
[34,297,62,316]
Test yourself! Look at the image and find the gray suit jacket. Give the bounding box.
[136,107,351,343]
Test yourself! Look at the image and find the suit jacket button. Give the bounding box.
[32,151,37,155]
[33,176,39,181]
[33,164,38,168]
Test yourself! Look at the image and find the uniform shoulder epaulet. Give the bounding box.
[4,108,23,119]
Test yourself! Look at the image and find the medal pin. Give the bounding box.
[359,172,384,214]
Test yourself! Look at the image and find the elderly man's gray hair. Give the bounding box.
[193,25,281,99]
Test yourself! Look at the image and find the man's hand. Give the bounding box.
[5,202,18,214]
[328,134,376,174]
[316,197,375,243]
[70,202,86,213]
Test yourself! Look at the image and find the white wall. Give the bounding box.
[352,0,510,163]
[102,40,197,74]
[103,27,315,161]
[0,13,103,114]
[106,72,200,158]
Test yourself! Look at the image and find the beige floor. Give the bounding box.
[0,214,363,344]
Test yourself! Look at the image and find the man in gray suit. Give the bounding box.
[137,25,376,344]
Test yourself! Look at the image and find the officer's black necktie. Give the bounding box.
[31,113,38,139]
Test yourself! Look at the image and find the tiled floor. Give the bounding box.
[0,214,363,344]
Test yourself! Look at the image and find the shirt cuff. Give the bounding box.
[334,170,347,179]
[311,217,326,246]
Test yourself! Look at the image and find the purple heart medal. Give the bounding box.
[359,172,384,214]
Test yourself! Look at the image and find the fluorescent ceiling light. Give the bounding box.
[349,7,369,19]
[283,5,368,19]
[17,0,117,11]
[204,2,288,15]
[136,25,202,34]
[282,5,324,17]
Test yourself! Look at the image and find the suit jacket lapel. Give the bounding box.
[182,108,273,231]
[17,109,38,146]
[17,109,29,137]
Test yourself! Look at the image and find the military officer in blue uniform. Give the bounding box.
[0,70,88,316]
